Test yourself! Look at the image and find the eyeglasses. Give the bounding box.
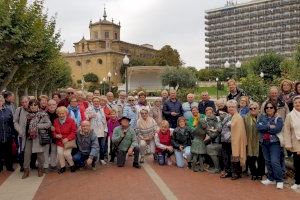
[266,106,274,109]
[68,92,74,95]
[128,100,134,102]
[250,107,257,110]
[30,104,38,107]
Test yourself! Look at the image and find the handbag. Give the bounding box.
[39,129,51,146]
[64,139,77,149]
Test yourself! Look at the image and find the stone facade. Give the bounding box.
[63,8,157,86]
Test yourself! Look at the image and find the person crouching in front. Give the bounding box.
[73,120,99,171]
[112,116,141,169]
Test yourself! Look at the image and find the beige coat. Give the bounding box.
[149,106,162,126]
[231,113,247,166]
[284,113,300,153]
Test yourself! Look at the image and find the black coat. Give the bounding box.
[162,99,183,128]
[198,100,216,114]
[0,107,14,143]
[171,127,193,149]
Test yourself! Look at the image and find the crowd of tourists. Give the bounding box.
[0,79,300,191]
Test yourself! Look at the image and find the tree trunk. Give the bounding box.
[0,66,19,91]
[14,88,19,107]
[24,87,28,96]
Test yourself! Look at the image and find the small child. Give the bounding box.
[190,122,207,172]
[107,109,120,162]
[154,120,173,166]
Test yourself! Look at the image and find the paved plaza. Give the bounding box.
[0,156,299,200]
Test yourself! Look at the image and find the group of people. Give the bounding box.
[0,79,300,192]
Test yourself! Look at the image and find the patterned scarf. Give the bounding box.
[27,111,45,139]
[192,114,200,128]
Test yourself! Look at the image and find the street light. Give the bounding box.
[103,77,106,95]
[123,55,130,93]
[107,71,112,92]
[224,60,230,68]
[260,72,264,78]
[235,60,241,79]
[100,81,103,94]
[216,77,219,99]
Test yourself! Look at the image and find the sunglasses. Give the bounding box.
[68,92,74,95]
[128,100,134,101]
[250,107,257,110]
[266,106,274,109]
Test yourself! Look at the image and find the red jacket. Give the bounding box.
[52,117,76,147]
[102,106,111,121]
[156,130,172,153]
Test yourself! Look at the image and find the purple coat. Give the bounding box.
[107,117,120,139]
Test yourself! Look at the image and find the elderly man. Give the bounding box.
[112,116,141,168]
[198,91,216,115]
[73,120,99,171]
[163,89,183,129]
[182,93,198,119]
[94,90,101,96]
[14,96,29,172]
[106,92,117,110]
[226,79,246,102]
[58,87,76,107]
[116,91,127,118]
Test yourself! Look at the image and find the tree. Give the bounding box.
[155,45,183,66]
[161,67,197,89]
[84,73,99,83]
[240,74,268,103]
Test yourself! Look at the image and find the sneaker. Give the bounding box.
[291,184,300,190]
[261,179,276,185]
[100,160,107,165]
[276,182,284,189]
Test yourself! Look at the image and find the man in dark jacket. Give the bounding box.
[198,91,216,114]
[73,120,99,171]
[163,90,183,128]
[57,87,76,107]
[226,79,246,102]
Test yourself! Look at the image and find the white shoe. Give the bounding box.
[100,160,107,165]
[276,182,284,189]
[291,184,300,190]
[261,179,276,185]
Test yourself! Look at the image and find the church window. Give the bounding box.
[97,58,103,65]
[105,32,109,39]
[76,61,82,66]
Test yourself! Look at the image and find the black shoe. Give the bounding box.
[58,167,66,174]
[30,165,38,170]
[231,173,241,180]
[188,162,192,169]
[256,176,262,180]
[20,167,24,172]
[133,163,141,169]
[70,165,77,172]
[6,167,15,172]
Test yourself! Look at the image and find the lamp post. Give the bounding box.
[103,77,106,95]
[224,60,230,68]
[216,77,219,100]
[260,72,264,78]
[235,60,241,79]
[100,81,103,94]
[107,71,112,92]
[123,55,130,93]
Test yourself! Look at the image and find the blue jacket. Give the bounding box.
[0,107,14,143]
[76,130,99,159]
[163,99,183,128]
[239,106,249,118]
[198,100,216,115]
[256,114,283,143]
[123,104,138,129]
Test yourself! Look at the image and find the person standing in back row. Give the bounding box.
[163,89,183,129]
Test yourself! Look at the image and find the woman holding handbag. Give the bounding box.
[53,106,77,174]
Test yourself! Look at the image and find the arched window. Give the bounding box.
[86,59,91,65]
[97,58,103,65]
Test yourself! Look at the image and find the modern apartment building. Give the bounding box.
[205,0,300,68]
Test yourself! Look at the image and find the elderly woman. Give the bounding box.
[76,90,89,110]
[123,96,138,129]
[161,90,169,106]
[244,102,265,180]
[279,79,294,111]
[257,101,284,189]
[86,96,108,165]
[86,92,94,108]
[22,99,51,179]
[0,95,15,172]
[238,96,250,117]
[155,120,173,166]
[52,106,77,174]
[182,93,198,119]
[52,93,61,104]
[99,95,111,121]
[284,95,300,190]
[187,106,205,130]
[136,109,158,163]
[38,95,49,111]
[204,107,222,174]
[149,98,163,126]
[220,100,247,180]
[135,91,151,118]
[67,97,86,129]
[172,117,193,168]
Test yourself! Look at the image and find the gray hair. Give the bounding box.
[226,99,238,108]
[249,102,259,109]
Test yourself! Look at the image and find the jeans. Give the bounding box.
[98,137,106,160]
[73,152,96,167]
[294,153,300,185]
[157,150,173,165]
[174,146,191,168]
[261,141,283,182]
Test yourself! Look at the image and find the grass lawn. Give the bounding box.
[194,86,228,99]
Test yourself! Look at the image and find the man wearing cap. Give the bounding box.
[112,116,141,168]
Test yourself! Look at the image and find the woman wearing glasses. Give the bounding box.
[257,101,284,189]
[244,102,265,180]
[22,99,51,179]
[123,96,138,129]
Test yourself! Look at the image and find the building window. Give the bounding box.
[115,33,118,39]
[86,59,91,65]
[97,58,103,65]
[76,61,82,66]
[105,32,109,39]
[82,43,85,52]
[93,31,98,39]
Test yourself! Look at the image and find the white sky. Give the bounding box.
[34,0,249,69]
